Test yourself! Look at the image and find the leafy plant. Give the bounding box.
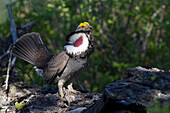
[0,0,169,93]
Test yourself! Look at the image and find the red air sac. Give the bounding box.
[74,36,83,47]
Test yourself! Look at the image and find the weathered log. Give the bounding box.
[83,66,170,113]
[0,67,169,112]
[0,82,102,112]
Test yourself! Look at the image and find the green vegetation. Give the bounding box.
[147,100,170,113]
[15,102,25,110]
[0,0,169,93]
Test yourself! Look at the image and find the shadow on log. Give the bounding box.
[83,66,170,113]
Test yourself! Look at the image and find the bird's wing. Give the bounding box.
[43,50,69,83]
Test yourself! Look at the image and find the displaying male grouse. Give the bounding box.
[12,22,94,98]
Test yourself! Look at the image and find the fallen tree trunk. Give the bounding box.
[0,66,169,112]
[83,66,170,113]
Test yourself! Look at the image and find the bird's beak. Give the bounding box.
[89,25,93,30]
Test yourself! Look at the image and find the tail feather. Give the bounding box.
[19,35,37,59]
[12,32,52,68]
[16,41,35,62]
[13,46,34,64]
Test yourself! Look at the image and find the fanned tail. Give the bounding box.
[12,32,52,68]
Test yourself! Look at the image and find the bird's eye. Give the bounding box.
[81,26,84,28]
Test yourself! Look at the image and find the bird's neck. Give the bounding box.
[64,32,90,56]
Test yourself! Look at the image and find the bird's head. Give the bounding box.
[64,22,93,56]
[76,22,92,32]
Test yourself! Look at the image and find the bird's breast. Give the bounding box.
[59,57,88,83]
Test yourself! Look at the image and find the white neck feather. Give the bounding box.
[64,33,89,55]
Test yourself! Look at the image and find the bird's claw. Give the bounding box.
[67,83,80,95]
[70,89,80,94]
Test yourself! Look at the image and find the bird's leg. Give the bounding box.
[67,83,80,94]
[58,79,65,99]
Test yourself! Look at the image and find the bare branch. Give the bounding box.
[5,5,18,95]
[15,66,34,84]
[6,5,18,44]
[5,52,12,91]
[17,21,37,37]
[1,5,37,94]
[0,52,10,60]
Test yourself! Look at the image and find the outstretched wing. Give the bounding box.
[43,50,69,84]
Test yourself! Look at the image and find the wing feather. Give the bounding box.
[43,50,69,84]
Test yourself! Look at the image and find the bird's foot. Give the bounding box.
[67,83,80,94]
[58,79,65,99]
[60,93,64,99]
[70,88,80,94]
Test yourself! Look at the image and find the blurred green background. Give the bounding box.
[0,0,169,93]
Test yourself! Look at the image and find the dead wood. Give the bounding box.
[0,66,169,113]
